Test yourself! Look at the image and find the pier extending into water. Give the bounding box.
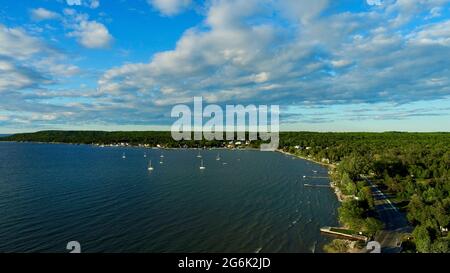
[320,227,369,242]
[303,184,331,188]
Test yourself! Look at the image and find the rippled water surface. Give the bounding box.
[0,142,339,252]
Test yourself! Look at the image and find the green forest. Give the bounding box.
[2,130,449,252]
[280,132,450,253]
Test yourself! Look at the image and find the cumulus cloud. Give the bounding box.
[0,59,48,91]
[98,0,450,113]
[4,0,450,130]
[0,22,89,130]
[66,0,82,6]
[367,0,382,6]
[66,0,100,9]
[30,8,60,21]
[276,0,329,24]
[0,25,43,60]
[409,20,450,46]
[61,9,113,49]
[148,0,192,16]
[90,0,100,9]
[68,20,113,48]
[0,24,81,93]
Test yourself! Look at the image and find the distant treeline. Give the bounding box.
[2,130,450,252]
[0,130,261,148]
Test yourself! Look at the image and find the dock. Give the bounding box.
[304,184,331,188]
[320,227,369,242]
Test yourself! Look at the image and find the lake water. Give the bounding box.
[0,142,339,253]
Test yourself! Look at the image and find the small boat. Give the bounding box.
[216,153,221,161]
[196,150,202,158]
[122,153,126,159]
[144,153,147,158]
[160,152,164,158]
[303,175,307,179]
[148,160,154,171]
[199,159,206,170]
[159,158,164,164]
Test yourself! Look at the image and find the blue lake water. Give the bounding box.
[0,142,339,253]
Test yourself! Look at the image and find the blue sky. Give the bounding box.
[0,0,450,133]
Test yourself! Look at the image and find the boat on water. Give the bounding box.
[122,152,126,159]
[148,160,154,171]
[144,153,147,158]
[216,153,221,161]
[196,150,202,158]
[199,159,206,170]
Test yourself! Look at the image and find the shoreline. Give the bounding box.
[275,149,345,203]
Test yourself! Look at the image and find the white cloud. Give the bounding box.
[253,72,269,83]
[276,0,329,24]
[66,0,100,9]
[62,9,113,49]
[30,8,60,21]
[89,0,100,9]
[367,0,382,6]
[66,0,82,6]
[4,0,450,130]
[0,60,45,91]
[99,0,450,111]
[0,24,81,93]
[148,0,192,16]
[408,20,450,46]
[427,7,443,19]
[331,60,352,68]
[0,25,43,60]
[68,20,113,48]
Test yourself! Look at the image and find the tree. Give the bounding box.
[413,225,431,253]
[338,200,365,229]
[358,186,375,209]
[364,217,384,236]
[430,239,449,253]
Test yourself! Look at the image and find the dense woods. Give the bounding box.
[2,130,449,252]
[280,132,450,252]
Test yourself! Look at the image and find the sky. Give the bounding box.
[0,0,450,133]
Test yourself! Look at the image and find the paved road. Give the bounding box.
[367,179,412,253]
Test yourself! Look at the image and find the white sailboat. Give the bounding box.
[196,150,202,158]
[144,153,147,158]
[148,160,154,171]
[159,157,164,164]
[160,152,164,158]
[199,159,206,170]
[216,152,221,161]
[122,152,126,159]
